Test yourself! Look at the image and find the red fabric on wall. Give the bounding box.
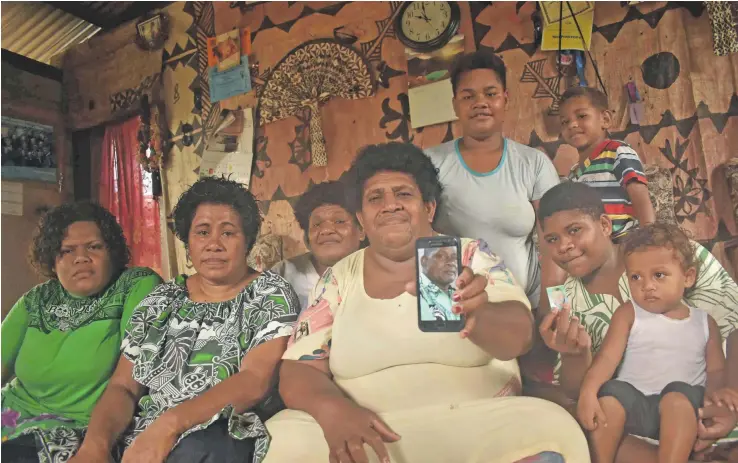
[99,117,162,275]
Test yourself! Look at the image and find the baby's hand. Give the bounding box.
[539,304,591,356]
[705,387,738,413]
[577,393,607,431]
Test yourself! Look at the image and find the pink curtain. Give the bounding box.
[99,117,162,275]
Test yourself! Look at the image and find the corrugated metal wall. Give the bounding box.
[1,2,101,66]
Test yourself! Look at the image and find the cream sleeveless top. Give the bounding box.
[283,238,531,413]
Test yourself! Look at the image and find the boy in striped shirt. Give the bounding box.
[559,87,655,241]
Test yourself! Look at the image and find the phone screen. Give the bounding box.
[416,237,464,332]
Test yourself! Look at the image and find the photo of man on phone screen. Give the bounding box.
[418,246,460,321]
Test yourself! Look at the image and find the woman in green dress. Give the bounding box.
[71,177,300,463]
[1,202,162,462]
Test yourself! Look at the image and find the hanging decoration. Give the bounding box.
[256,39,374,167]
[135,12,169,51]
[574,50,588,86]
[624,79,645,125]
[547,2,607,98]
[137,95,165,197]
[540,1,594,51]
[532,6,543,48]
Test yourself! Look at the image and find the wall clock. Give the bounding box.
[396,1,461,52]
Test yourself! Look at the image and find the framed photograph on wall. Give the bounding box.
[1,117,56,183]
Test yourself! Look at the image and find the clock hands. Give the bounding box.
[420,3,431,22]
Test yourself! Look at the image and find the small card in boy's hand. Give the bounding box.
[546,285,568,312]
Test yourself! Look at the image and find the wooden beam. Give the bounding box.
[1,49,63,82]
[43,2,110,29]
[43,2,173,30]
[107,2,173,30]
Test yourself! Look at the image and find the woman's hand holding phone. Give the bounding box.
[406,265,488,337]
[452,267,489,338]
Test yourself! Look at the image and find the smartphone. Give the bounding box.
[416,236,464,332]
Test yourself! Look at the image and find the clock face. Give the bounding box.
[400,2,453,45]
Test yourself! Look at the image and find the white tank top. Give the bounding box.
[615,301,709,395]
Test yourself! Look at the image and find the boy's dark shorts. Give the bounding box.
[597,379,704,439]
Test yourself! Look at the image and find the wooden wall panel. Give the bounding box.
[62,19,163,130]
[1,63,66,315]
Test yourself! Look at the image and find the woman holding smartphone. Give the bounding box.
[262,143,589,463]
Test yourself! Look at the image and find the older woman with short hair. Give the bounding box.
[264,143,589,463]
[71,177,300,463]
[272,180,365,312]
[2,202,161,462]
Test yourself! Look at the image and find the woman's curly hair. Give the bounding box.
[622,222,699,275]
[294,180,357,235]
[30,202,130,279]
[172,176,262,254]
[348,142,443,211]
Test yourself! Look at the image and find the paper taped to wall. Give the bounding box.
[200,108,254,188]
[408,79,458,129]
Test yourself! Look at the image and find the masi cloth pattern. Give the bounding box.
[706,1,738,56]
[256,39,374,166]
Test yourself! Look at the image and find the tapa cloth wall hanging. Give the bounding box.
[705,1,738,56]
[256,39,374,167]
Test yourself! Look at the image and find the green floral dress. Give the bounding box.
[558,242,738,442]
[1,267,162,463]
[121,270,299,462]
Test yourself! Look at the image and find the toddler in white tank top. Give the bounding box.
[576,223,728,463]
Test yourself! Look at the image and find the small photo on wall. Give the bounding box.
[207,29,241,73]
[1,117,56,183]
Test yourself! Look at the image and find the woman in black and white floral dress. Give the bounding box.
[70,177,300,463]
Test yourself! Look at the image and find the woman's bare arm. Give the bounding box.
[279,358,350,421]
[75,356,146,457]
[467,301,534,360]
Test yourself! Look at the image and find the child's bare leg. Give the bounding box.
[658,391,698,463]
[590,396,626,463]
[615,436,657,463]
